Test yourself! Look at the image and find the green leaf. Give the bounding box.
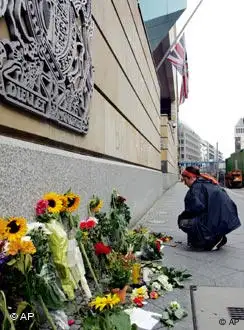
[173,278,184,288]
[0,290,16,330]
[24,254,32,273]
[14,259,25,274]
[131,324,138,330]
[174,308,185,319]
[16,301,29,318]
[166,307,173,316]
[164,319,174,327]
[109,310,132,330]
[83,315,101,330]
[162,311,169,320]
[7,259,17,266]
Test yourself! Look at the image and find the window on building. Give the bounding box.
[160,98,171,120]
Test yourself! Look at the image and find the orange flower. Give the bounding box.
[7,238,36,256]
[7,240,21,256]
[20,240,36,254]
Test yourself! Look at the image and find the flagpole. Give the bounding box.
[156,0,204,72]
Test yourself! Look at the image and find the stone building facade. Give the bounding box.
[0,0,177,226]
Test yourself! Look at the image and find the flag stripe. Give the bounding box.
[166,34,189,104]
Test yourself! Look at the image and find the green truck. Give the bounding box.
[225,150,244,188]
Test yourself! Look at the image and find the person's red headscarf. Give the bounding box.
[182,170,219,185]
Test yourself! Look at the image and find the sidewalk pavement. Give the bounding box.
[136,182,244,329]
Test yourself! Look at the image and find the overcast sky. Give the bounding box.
[176,0,244,158]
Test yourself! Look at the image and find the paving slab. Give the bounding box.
[135,182,244,329]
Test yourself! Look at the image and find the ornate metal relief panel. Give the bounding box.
[0,0,94,134]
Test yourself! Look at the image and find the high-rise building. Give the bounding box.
[234,118,244,152]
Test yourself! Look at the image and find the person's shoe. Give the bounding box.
[211,236,227,251]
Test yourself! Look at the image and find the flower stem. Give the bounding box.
[87,204,91,217]
[69,213,73,229]
[78,241,101,292]
[39,295,57,330]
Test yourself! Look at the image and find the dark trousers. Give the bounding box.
[178,218,220,250]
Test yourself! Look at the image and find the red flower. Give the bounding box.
[161,236,172,242]
[79,222,88,230]
[79,217,97,230]
[133,297,144,307]
[94,242,111,255]
[150,291,159,299]
[86,219,96,229]
[156,240,161,252]
[36,199,48,216]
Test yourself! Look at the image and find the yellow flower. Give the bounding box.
[4,217,27,241]
[91,200,103,213]
[20,239,36,254]
[140,227,149,234]
[7,240,21,256]
[104,293,120,308]
[0,218,7,239]
[59,195,68,212]
[65,193,80,212]
[131,286,149,300]
[90,296,107,311]
[43,192,63,214]
[89,294,120,311]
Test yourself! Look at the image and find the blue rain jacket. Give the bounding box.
[180,178,241,242]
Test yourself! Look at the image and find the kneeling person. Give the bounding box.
[178,167,241,251]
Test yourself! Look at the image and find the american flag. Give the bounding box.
[167,34,189,104]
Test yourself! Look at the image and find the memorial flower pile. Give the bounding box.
[0,188,191,329]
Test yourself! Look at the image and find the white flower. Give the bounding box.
[157,274,169,285]
[27,222,51,235]
[151,282,161,291]
[164,283,173,291]
[170,301,181,310]
[157,275,173,291]
[89,217,98,224]
[143,267,153,283]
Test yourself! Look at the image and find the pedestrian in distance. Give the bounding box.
[178,166,241,251]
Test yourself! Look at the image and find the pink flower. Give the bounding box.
[35,199,48,216]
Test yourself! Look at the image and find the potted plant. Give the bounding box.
[108,253,132,303]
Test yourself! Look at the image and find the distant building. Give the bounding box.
[234,118,244,152]
[179,122,224,174]
[178,123,201,161]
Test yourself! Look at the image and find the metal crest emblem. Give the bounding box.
[0,0,94,134]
